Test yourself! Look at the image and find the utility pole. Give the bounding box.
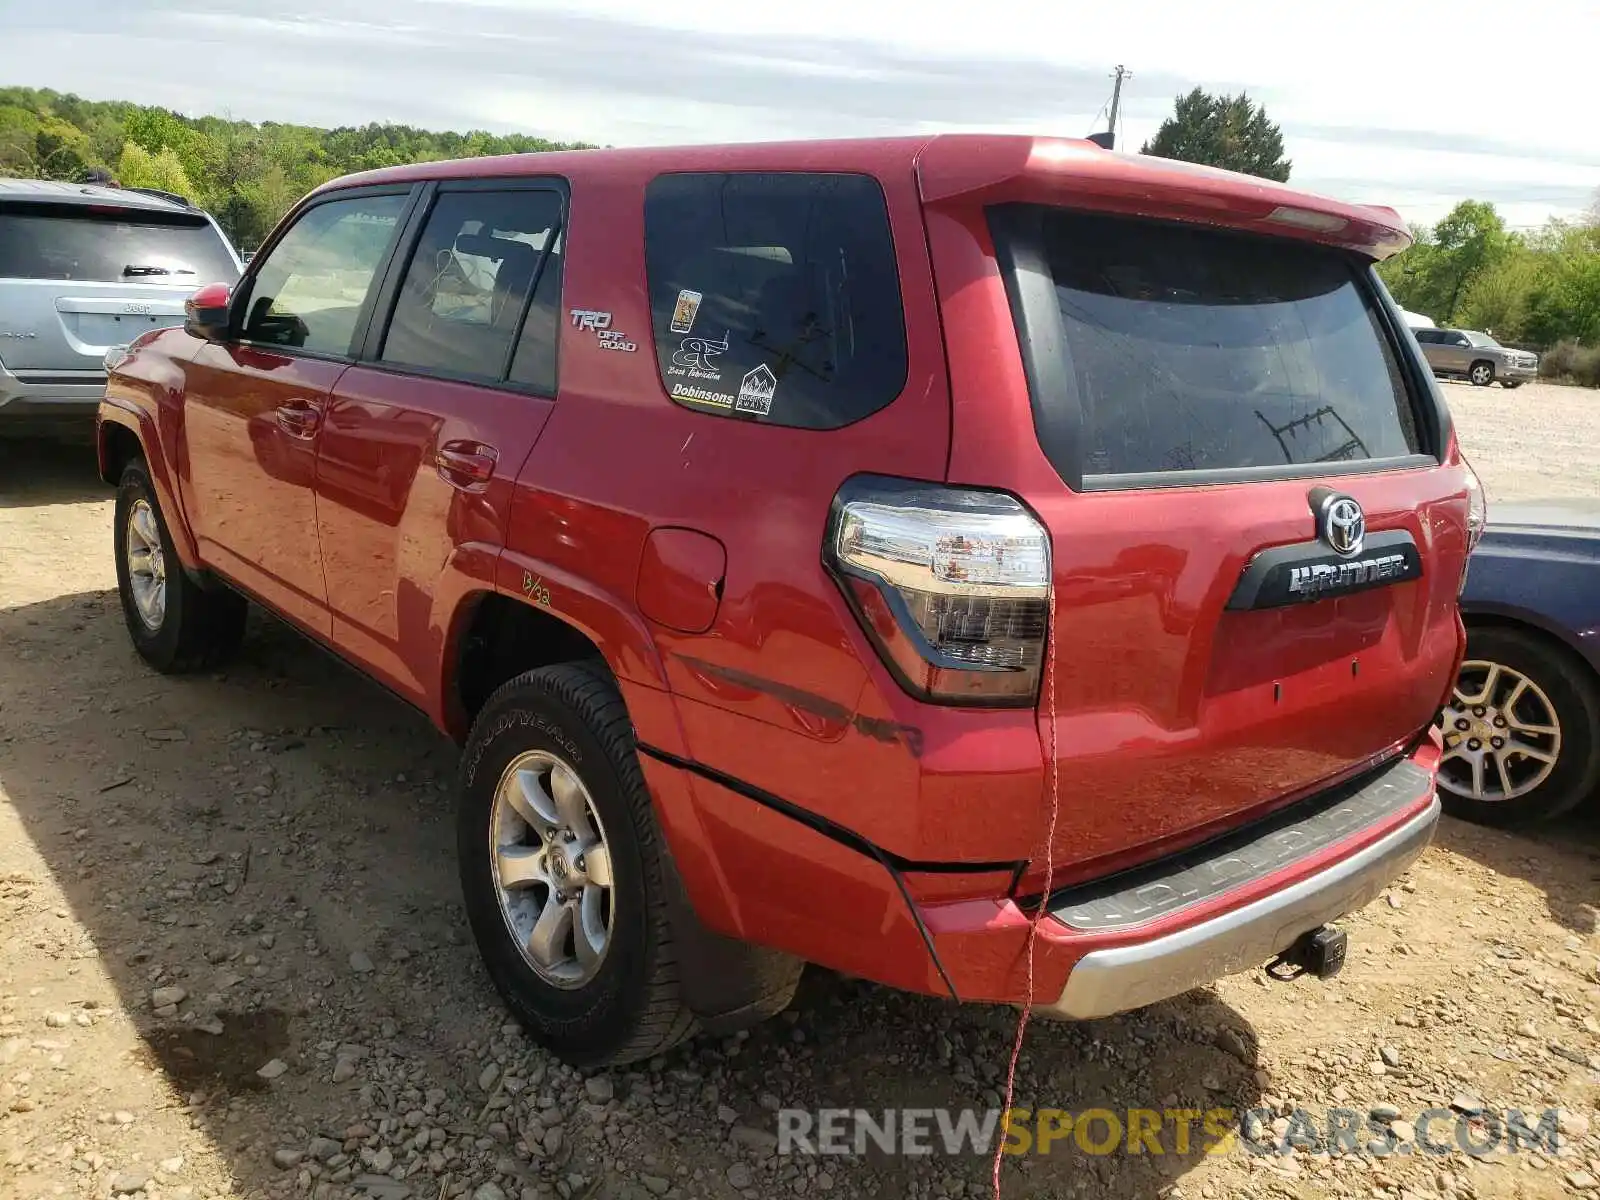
[1107,64,1131,142]
[1088,65,1131,150]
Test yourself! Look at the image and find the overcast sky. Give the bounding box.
[4,0,1596,229]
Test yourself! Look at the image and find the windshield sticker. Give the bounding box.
[670,383,733,409]
[734,364,777,416]
[669,289,702,334]
[668,332,727,381]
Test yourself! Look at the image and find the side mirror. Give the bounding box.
[184,282,233,342]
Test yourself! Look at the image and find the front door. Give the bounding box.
[181,190,412,635]
[316,184,565,703]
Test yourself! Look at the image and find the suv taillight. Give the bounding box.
[825,477,1051,706]
[1461,457,1487,595]
[1464,458,1487,552]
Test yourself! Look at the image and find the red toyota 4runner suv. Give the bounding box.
[98,136,1479,1066]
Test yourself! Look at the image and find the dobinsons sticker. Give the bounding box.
[734,364,777,416]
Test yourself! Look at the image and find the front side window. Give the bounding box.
[380,189,563,385]
[997,206,1421,480]
[643,172,907,429]
[241,193,408,355]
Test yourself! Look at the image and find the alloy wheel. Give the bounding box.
[1437,659,1561,803]
[125,498,167,631]
[489,750,616,989]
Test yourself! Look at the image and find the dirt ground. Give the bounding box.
[1,380,1597,1200]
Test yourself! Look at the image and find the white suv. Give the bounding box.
[0,178,239,429]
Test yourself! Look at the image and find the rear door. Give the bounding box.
[975,204,1468,874]
[0,198,238,377]
[316,181,566,704]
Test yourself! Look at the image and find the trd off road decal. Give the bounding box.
[734,364,777,416]
[669,289,702,334]
[569,308,637,352]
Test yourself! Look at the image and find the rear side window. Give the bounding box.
[997,207,1422,482]
[381,188,564,389]
[0,205,237,284]
[643,172,907,429]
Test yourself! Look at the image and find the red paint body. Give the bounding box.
[99,135,1467,1008]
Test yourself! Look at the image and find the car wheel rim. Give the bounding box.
[125,499,167,631]
[1472,365,1491,384]
[1436,660,1561,802]
[489,749,615,989]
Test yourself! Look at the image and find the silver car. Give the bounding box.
[0,179,240,428]
[1413,326,1538,388]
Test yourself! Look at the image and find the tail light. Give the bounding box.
[825,476,1051,706]
[1459,456,1487,595]
[1463,458,1487,552]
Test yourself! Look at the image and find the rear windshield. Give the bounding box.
[0,205,238,284]
[999,207,1421,481]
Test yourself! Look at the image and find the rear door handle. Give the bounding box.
[276,398,322,439]
[434,440,498,490]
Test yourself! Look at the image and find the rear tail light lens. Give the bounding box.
[1460,457,1487,595]
[826,477,1051,705]
[1464,459,1487,552]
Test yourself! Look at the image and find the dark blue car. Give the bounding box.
[1445,499,1600,825]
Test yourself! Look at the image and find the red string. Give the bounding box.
[991,590,1061,1198]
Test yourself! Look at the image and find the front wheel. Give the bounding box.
[1435,627,1600,826]
[114,459,246,673]
[457,662,695,1066]
[1469,361,1496,387]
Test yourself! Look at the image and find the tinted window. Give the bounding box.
[1412,329,1439,344]
[381,189,563,384]
[0,205,237,283]
[507,228,563,394]
[242,193,408,355]
[643,172,907,429]
[1020,208,1419,477]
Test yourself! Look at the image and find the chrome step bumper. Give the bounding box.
[1043,760,1438,1019]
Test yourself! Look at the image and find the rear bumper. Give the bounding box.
[1044,792,1437,1017]
[646,738,1441,1015]
[0,365,106,418]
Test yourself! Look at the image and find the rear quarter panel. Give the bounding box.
[1461,527,1600,675]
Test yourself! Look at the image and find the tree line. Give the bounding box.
[0,86,588,252]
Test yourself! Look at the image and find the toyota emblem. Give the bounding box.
[1316,493,1366,558]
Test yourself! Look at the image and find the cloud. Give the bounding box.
[3,0,1594,227]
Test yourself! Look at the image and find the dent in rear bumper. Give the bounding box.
[1043,796,1439,1018]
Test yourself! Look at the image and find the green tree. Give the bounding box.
[1140,89,1291,182]
[115,141,199,198]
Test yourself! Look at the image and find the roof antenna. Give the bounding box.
[1086,64,1131,149]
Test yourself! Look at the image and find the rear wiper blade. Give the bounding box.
[122,264,196,278]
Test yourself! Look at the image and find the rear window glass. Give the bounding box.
[643,172,907,429]
[1018,208,1419,478]
[0,206,237,284]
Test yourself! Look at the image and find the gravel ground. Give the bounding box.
[1,385,1598,1200]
